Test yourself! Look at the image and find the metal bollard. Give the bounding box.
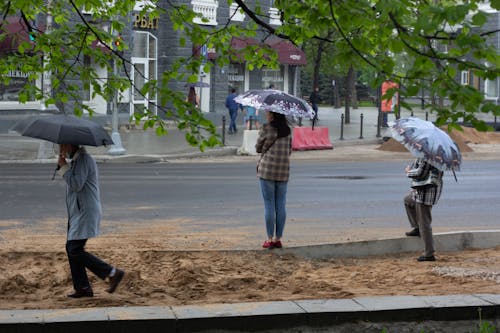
[298,117,302,127]
[249,116,253,130]
[359,113,364,139]
[411,110,414,117]
[340,113,345,140]
[425,111,429,121]
[222,115,226,145]
[376,111,382,138]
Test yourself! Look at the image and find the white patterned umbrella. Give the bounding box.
[234,89,315,119]
[390,117,461,171]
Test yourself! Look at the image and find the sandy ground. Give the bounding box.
[1,127,499,310]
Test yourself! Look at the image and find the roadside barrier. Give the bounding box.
[292,126,333,151]
[237,129,259,155]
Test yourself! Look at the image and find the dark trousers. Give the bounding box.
[228,108,238,132]
[312,104,318,121]
[404,194,435,257]
[66,239,112,290]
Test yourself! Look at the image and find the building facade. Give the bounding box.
[0,0,307,117]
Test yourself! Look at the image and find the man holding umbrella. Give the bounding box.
[58,144,125,297]
[391,117,461,262]
[404,158,443,262]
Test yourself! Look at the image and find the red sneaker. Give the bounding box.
[272,240,282,248]
[262,240,273,248]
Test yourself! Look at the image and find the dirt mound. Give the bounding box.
[1,246,499,310]
[378,126,500,153]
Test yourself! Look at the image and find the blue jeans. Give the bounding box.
[259,178,288,239]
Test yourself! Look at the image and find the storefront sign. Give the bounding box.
[7,70,29,78]
[263,76,283,82]
[133,14,159,30]
[228,75,244,81]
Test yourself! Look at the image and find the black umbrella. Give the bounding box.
[12,114,113,146]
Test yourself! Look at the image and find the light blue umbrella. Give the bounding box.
[390,117,462,171]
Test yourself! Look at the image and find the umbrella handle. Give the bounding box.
[452,169,458,182]
[51,165,59,180]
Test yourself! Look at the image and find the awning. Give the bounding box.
[230,37,306,65]
[266,38,307,65]
[0,17,34,54]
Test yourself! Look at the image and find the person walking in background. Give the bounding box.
[309,86,320,122]
[381,80,399,127]
[186,86,200,108]
[255,111,292,249]
[244,105,259,130]
[403,158,444,262]
[225,88,240,134]
[57,144,125,298]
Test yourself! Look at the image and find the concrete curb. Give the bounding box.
[279,230,500,259]
[1,294,499,332]
[0,146,239,164]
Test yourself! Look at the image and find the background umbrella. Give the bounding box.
[390,117,461,171]
[12,114,113,147]
[184,81,210,88]
[234,89,315,119]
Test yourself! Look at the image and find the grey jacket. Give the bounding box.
[58,148,102,241]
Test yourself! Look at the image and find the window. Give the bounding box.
[262,66,284,90]
[192,0,218,26]
[228,63,245,93]
[485,79,498,99]
[461,70,469,85]
[131,31,157,115]
[0,70,36,102]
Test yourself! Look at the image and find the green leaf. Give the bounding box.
[471,12,487,27]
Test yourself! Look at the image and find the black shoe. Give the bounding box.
[417,255,436,262]
[405,228,420,237]
[67,287,93,298]
[107,269,125,293]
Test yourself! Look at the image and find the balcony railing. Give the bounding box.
[269,7,281,26]
[192,0,218,26]
[229,2,245,22]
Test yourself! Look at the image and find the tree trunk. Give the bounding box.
[350,69,358,109]
[312,40,326,92]
[333,76,341,108]
[344,66,354,124]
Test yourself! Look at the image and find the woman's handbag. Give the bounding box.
[256,137,278,173]
[411,169,440,189]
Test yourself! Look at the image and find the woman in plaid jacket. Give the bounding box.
[255,111,292,249]
[404,158,444,262]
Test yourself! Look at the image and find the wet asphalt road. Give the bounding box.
[1,160,499,235]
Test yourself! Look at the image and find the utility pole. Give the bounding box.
[41,3,52,111]
[108,29,126,155]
